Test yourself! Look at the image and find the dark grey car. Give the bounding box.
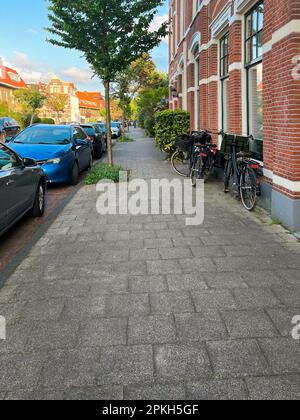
[0,142,47,237]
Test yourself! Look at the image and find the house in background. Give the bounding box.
[76,91,105,122]
[0,58,27,108]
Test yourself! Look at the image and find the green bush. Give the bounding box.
[40,118,55,125]
[154,109,190,154]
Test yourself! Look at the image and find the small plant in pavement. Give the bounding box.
[117,136,135,143]
[85,163,127,185]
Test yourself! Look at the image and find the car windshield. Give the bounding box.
[82,127,95,136]
[13,126,71,145]
[111,122,120,128]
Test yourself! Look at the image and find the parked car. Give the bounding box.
[111,122,122,138]
[0,117,20,142]
[0,142,46,237]
[80,124,106,159]
[95,122,107,139]
[9,124,93,185]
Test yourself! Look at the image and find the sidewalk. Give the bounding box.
[0,127,300,400]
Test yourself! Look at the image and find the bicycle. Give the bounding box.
[221,131,260,211]
[170,134,192,177]
[189,130,218,187]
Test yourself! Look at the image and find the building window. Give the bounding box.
[220,33,229,132]
[245,2,264,159]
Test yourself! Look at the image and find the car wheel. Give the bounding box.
[31,181,45,217]
[71,161,79,185]
[94,145,103,160]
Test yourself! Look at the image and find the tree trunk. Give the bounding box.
[104,80,113,167]
[30,111,35,126]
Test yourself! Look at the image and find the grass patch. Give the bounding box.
[117,135,135,143]
[84,163,127,185]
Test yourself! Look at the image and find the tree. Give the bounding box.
[46,93,68,123]
[14,88,46,126]
[47,0,168,166]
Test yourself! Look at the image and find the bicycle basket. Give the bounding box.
[220,134,250,155]
[175,134,193,152]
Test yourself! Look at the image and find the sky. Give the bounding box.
[0,0,169,93]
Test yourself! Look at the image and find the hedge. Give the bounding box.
[154,109,190,154]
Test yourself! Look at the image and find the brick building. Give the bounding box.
[75,91,105,122]
[0,58,27,108]
[169,0,300,232]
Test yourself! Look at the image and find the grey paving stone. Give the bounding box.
[144,222,168,231]
[159,247,192,260]
[0,321,33,355]
[154,344,212,382]
[272,269,300,286]
[6,389,64,400]
[26,320,80,351]
[128,315,177,345]
[100,239,144,250]
[103,231,130,241]
[179,258,216,273]
[40,348,100,389]
[201,235,234,246]
[51,280,91,299]
[144,238,173,249]
[271,286,300,307]
[77,264,114,279]
[0,285,18,304]
[246,375,300,400]
[63,296,106,319]
[124,383,186,400]
[0,301,27,325]
[233,288,280,309]
[80,318,127,347]
[118,224,144,232]
[166,273,208,291]
[241,271,285,288]
[156,230,183,239]
[90,276,128,295]
[97,249,130,263]
[222,310,279,338]
[105,293,150,317]
[191,290,237,311]
[150,292,194,314]
[147,260,183,275]
[259,337,300,374]
[191,246,226,258]
[267,307,300,337]
[20,299,65,321]
[129,249,160,261]
[186,379,247,400]
[113,261,147,276]
[214,256,286,272]
[0,392,6,400]
[64,386,123,400]
[175,312,228,342]
[204,272,248,289]
[129,276,167,292]
[207,339,270,379]
[0,353,47,391]
[172,237,202,247]
[98,345,154,386]
[130,231,156,240]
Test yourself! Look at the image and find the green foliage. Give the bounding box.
[154,110,190,154]
[14,88,46,125]
[84,163,126,185]
[117,135,135,143]
[39,118,55,125]
[136,72,169,136]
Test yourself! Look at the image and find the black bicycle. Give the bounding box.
[221,131,260,211]
[189,130,218,186]
[171,134,192,177]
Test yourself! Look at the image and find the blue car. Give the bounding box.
[9,124,93,185]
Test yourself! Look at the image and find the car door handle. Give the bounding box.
[6,179,15,186]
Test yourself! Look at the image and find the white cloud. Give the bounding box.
[62,67,94,84]
[149,14,169,44]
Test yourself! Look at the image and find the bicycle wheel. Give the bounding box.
[224,158,233,193]
[171,150,190,177]
[240,166,257,211]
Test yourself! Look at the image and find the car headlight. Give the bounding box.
[46,158,62,165]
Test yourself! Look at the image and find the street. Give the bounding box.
[0,128,299,400]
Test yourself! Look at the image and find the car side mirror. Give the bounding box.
[23,157,38,167]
